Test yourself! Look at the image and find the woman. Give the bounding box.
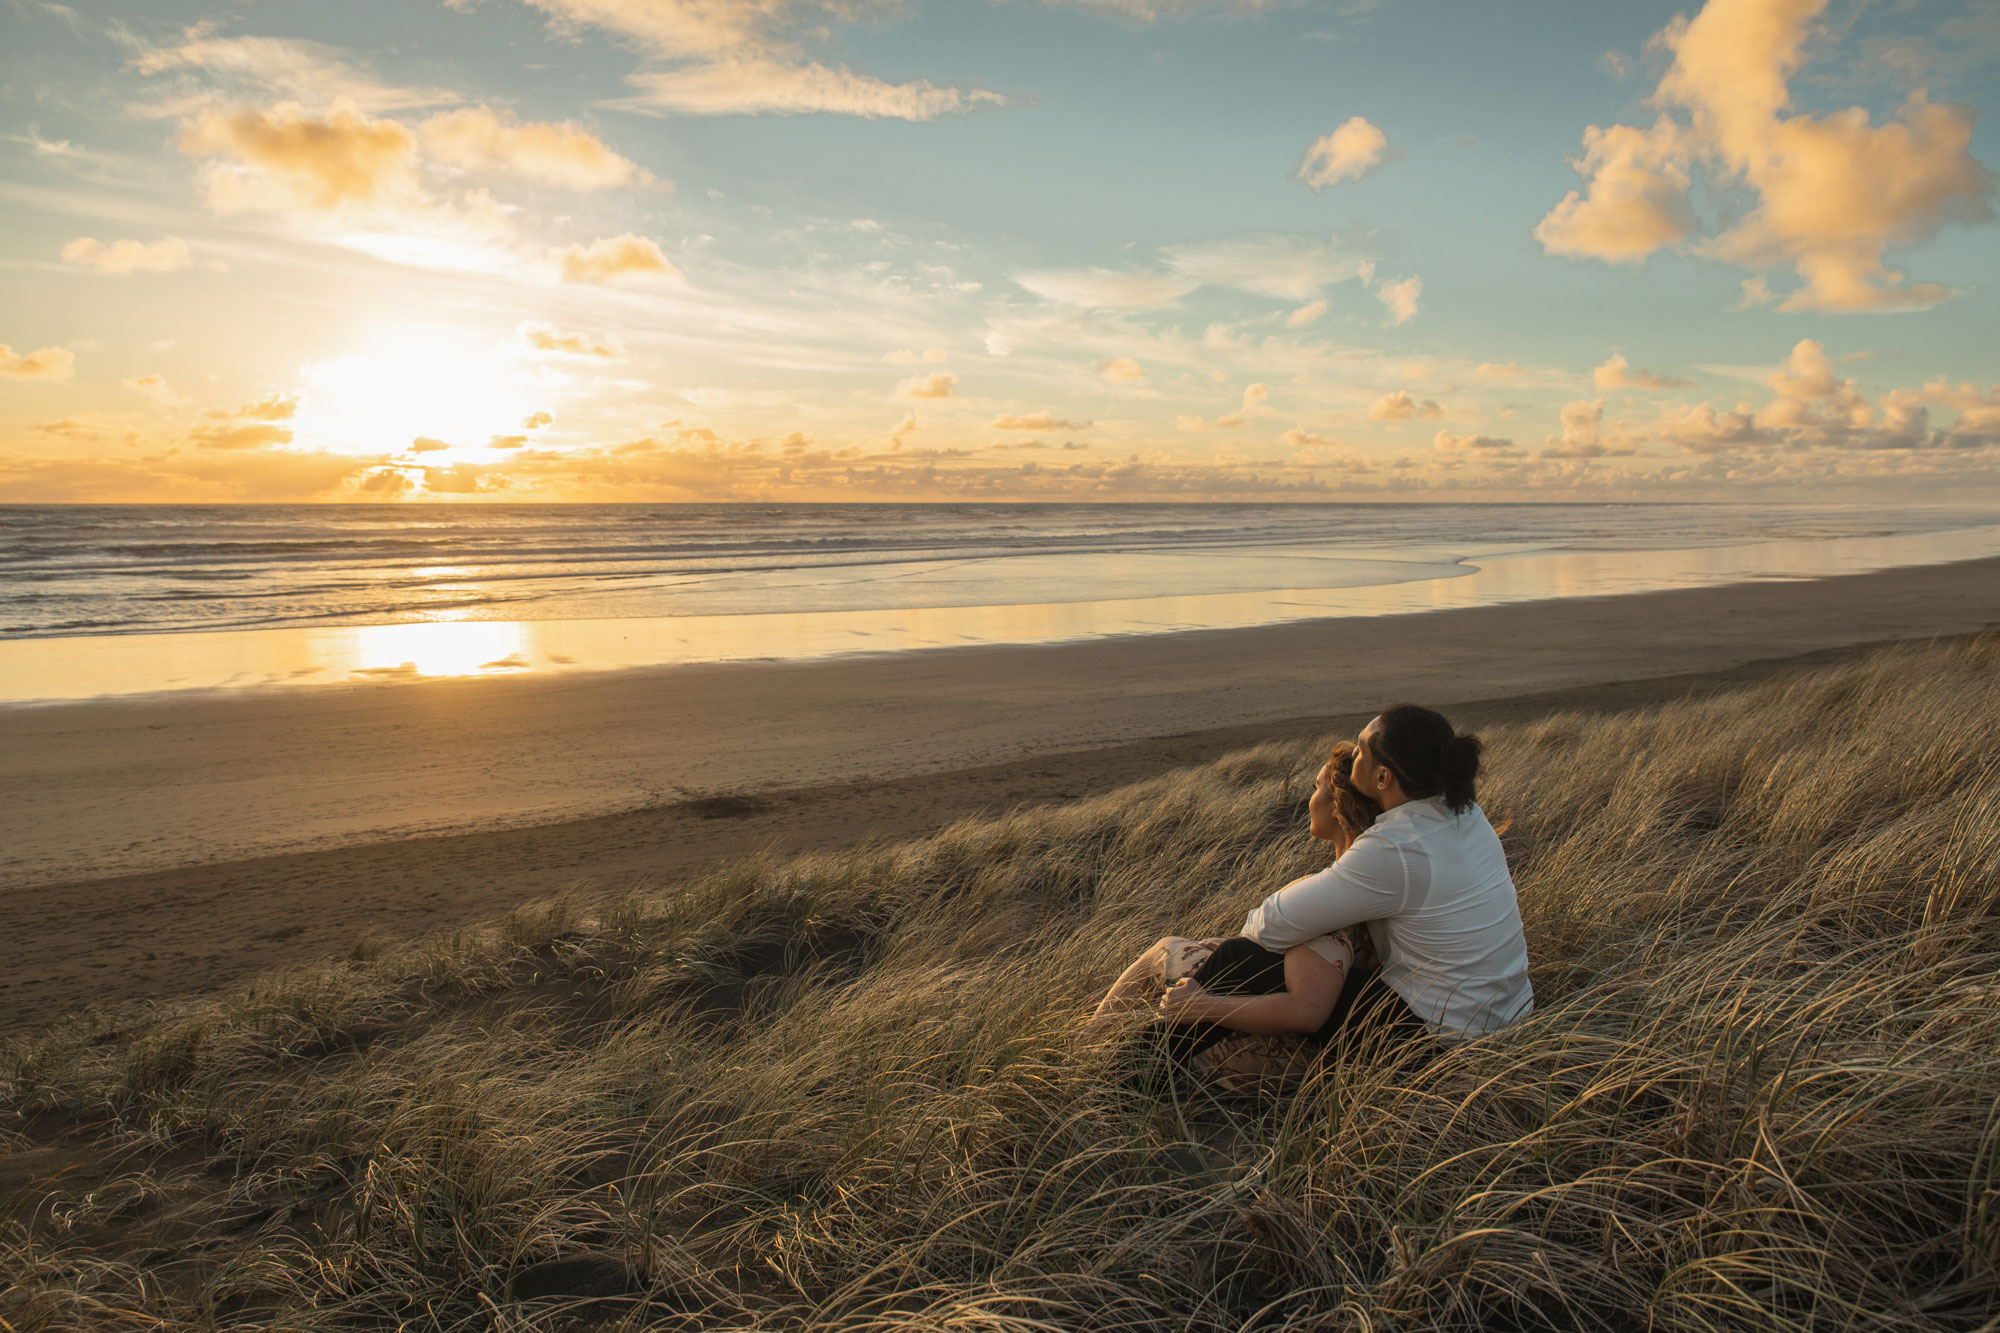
[1091,704,1534,1089]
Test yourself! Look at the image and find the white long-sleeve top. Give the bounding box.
[1238,796,1533,1039]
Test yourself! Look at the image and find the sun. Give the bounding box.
[295,328,536,458]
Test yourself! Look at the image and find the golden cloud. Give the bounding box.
[1541,398,1636,458]
[0,344,76,381]
[897,372,958,399]
[1287,299,1328,328]
[60,236,194,275]
[625,58,1006,120]
[1298,116,1391,189]
[990,412,1091,431]
[1368,391,1442,421]
[421,107,643,189]
[1594,353,1695,391]
[1098,356,1146,384]
[1538,0,1996,310]
[1434,429,1517,452]
[516,321,627,360]
[1475,362,1528,378]
[182,102,420,213]
[557,232,680,284]
[523,411,555,429]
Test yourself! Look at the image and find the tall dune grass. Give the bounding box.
[5,634,2000,1331]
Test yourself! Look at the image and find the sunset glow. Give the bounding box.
[3,0,1996,503]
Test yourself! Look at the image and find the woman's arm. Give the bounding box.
[1158,944,1344,1036]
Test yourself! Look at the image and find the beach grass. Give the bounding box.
[5,633,2000,1331]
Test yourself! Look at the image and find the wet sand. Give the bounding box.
[3,555,1997,1027]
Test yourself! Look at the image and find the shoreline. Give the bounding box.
[2,553,1997,1027]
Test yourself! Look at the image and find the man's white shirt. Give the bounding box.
[1238,796,1534,1038]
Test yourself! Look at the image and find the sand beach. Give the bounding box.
[3,551,1996,1028]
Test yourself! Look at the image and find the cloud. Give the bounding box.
[1372,274,1421,325]
[1297,116,1391,189]
[1434,429,1517,452]
[122,374,185,405]
[898,372,958,399]
[1534,117,1699,264]
[1018,234,1362,310]
[181,392,299,448]
[1537,0,1996,310]
[885,346,949,364]
[1287,299,1328,327]
[408,435,452,453]
[60,236,194,275]
[1594,352,1694,390]
[622,58,1005,119]
[557,232,680,283]
[1655,401,1779,453]
[1475,362,1527,378]
[420,107,643,189]
[1368,390,1442,421]
[516,320,627,360]
[488,434,531,449]
[523,411,554,429]
[991,412,1091,431]
[512,0,1003,120]
[1160,234,1362,302]
[133,35,456,114]
[1098,356,1146,384]
[1541,397,1636,457]
[181,102,421,214]
[1013,267,1200,310]
[0,344,76,381]
[1215,382,1269,429]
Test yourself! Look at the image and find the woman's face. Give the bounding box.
[1308,761,1340,841]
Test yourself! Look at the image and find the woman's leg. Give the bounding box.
[1089,936,1210,1025]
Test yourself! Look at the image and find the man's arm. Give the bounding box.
[1238,837,1407,951]
[1158,944,1344,1036]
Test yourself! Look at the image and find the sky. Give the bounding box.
[1,0,1997,503]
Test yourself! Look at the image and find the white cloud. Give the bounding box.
[1372,274,1421,325]
[133,34,458,114]
[60,235,194,274]
[1013,267,1200,310]
[1297,116,1391,189]
[884,346,949,364]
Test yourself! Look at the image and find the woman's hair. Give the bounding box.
[1323,740,1385,838]
[1369,704,1483,813]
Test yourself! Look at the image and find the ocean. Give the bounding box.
[7,501,1997,639]
[2,502,1997,703]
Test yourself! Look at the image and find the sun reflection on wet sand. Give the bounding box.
[4,524,1999,705]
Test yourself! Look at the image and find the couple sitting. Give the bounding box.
[1090,704,1534,1090]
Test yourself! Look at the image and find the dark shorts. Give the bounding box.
[1163,936,1428,1065]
